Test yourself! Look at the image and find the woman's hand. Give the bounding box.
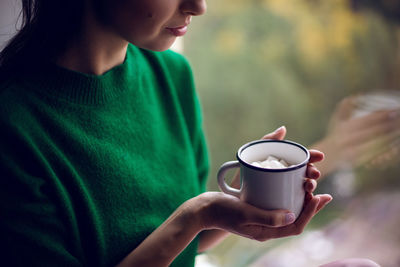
[203,126,330,241]
[313,96,400,175]
[116,186,330,267]
[196,191,331,242]
[198,126,329,251]
[117,126,331,266]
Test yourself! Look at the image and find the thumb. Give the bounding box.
[249,207,296,227]
[262,126,287,140]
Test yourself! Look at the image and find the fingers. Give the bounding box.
[246,205,295,227]
[315,194,333,213]
[226,203,297,241]
[306,163,321,180]
[222,193,332,242]
[307,151,323,181]
[230,170,241,189]
[207,191,332,243]
[352,128,400,166]
[268,195,321,239]
[294,195,321,228]
[289,194,332,235]
[304,192,313,206]
[340,110,400,149]
[309,150,324,163]
[348,109,399,132]
[261,126,287,140]
[210,192,297,232]
[304,179,317,193]
[251,194,333,240]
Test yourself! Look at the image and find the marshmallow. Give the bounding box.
[251,155,293,169]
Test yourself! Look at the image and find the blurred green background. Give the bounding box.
[182,0,400,266]
[184,0,398,191]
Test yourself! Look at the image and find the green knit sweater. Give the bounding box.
[0,45,209,267]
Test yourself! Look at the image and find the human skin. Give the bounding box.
[115,127,331,267]
[55,0,332,266]
[196,126,325,253]
[111,127,331,266]
[312,96,400,176]
[57,0,206,75]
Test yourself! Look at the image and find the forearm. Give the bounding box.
[196,172,239,253]
[115,198,204,267]
[198,229,229,253]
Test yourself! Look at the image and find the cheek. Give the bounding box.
[101,0,176,49]
[112,2,166,35]
[116,0,170,23]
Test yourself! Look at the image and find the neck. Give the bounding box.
[56,7,128,76]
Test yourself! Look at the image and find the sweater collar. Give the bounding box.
[25,44,139,105]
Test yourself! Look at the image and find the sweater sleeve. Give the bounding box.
[188,81,209,193]
[0,123,83,267]
[147,49,210,193]
[164,51,210,192]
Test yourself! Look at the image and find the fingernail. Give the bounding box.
[274,126,285,133]
[313,170,321,179]
[326,195,333,204]
[285,213,296,224]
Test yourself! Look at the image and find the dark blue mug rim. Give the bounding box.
[236,139,310,172]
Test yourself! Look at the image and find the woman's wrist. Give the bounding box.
[189,192,233,252]
[193,192,229,230]
[115,196,208,267]
[178,194,211,232]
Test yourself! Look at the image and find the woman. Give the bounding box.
[0,0,334,266]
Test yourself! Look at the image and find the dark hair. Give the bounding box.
[0,0,85,75]
[351,0,400,24]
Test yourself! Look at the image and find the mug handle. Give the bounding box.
[217,161,241,198]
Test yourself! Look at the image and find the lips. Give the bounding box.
[166,25,188,37]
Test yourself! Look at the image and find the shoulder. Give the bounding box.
[0,77,23,112]
[0,77,37,129]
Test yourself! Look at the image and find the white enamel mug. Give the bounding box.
[217,140,310,218]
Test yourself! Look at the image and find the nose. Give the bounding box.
[180,0,207,16]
